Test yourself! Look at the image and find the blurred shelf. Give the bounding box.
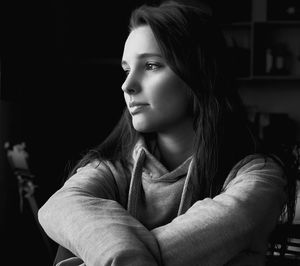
[219,0,300,82]
[220,22,252,28]
[237,75,300,81]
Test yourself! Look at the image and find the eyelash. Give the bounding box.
[145,62,161,71]
[122,62,162,76]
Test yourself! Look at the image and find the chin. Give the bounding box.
[132,118,155,133]
[133,124,152,133]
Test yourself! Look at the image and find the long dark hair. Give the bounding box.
[126,0,257,198]
[70,0,256,191]
[68,0,296,222]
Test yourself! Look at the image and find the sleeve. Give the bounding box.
[151,156,287,266]
[38,161,161,266]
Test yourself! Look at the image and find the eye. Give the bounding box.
[145,62,161,71]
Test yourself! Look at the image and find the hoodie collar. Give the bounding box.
[128,137,196,219]
[132,137,192,181]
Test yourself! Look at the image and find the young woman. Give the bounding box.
[38,1,296,265]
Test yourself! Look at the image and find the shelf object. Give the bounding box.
[267,0,300,21]
[253,22,300,77]
[218,0,300,81]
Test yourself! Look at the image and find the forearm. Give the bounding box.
[39,188,161,266]
[38,163,161,266]
[152,198,251,266]
[152,157,287,266]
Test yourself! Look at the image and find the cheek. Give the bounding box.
[152,78,190,113]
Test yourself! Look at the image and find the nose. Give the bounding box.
[121,72,141,95]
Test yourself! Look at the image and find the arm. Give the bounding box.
[38,161,161,266]
[152,156,287,266]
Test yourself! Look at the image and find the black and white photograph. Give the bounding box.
[1,0,300,265]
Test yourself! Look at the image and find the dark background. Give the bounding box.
[1,0,300,265]
[2,1,141,264]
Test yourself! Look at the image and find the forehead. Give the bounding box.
[122,26,161,60]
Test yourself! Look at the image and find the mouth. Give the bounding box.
[129,103,149,115]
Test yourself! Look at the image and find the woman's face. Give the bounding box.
[121,25,192,133]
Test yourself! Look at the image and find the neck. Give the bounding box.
[156,119,195,171]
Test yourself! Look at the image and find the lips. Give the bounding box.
[128,102,149,115]
[129,101,148,108]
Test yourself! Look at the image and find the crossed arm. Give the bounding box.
[38,157,287,266]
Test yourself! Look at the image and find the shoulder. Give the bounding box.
[74,159,131,200]
[75,159,129,179]
[64,160,116,188]
[223,154,286,190]
[216,154,287,224]
[75,160,110,175]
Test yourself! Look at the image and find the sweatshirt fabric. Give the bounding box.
[38,137,287,266]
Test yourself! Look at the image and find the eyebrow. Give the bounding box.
[121,53,163,67]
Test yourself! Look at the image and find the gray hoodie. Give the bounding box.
[38,137,287,266]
